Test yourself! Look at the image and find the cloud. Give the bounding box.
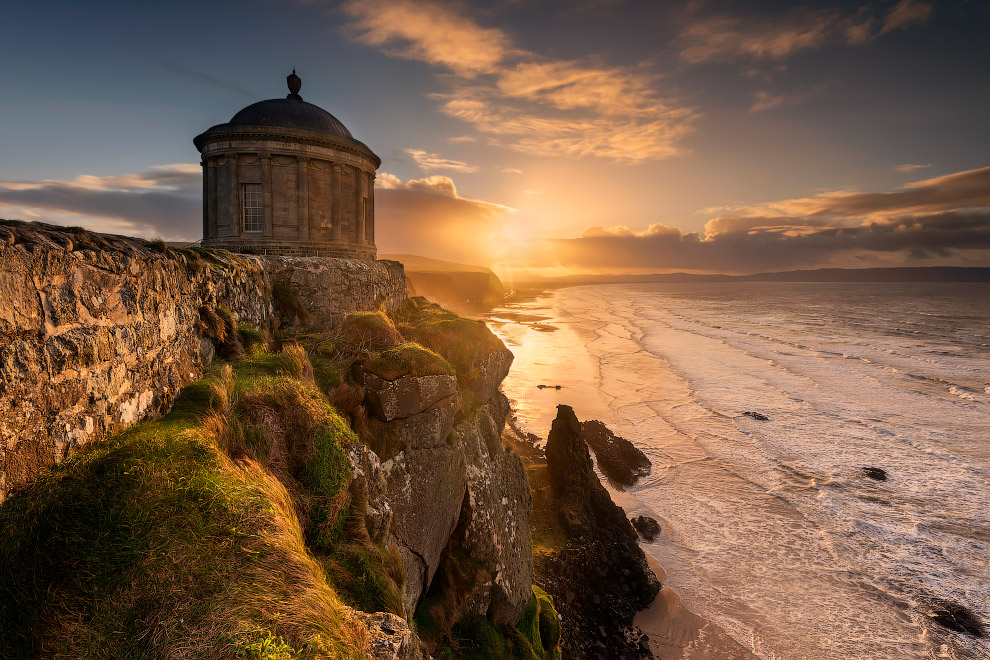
[341,0,510,76]
[895,163,932,172]
[374,172,515,265]
[678,1,932,64]
[514,165,990,273]
[341,0,696,163]
[0,164,201,240]
[500,167,523,175]
[749,87,819,112]
[405,148,480,173]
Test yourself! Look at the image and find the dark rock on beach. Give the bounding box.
[581,419,652,487]
[926,600,985,638]
[742,411,770,421]
[631,516,661,542]
[537,405,662,659]
[862,466,888,481]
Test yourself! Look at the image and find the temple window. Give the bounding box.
[241,183,263,233]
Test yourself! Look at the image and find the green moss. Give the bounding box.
[534,586,560,651]
[300,420,354,496]
[340,310,403,349]
[273,281,309,326]
[302,422,355,553]
[395,298,505,398]
[0,378,365,659]
[311,355,343,393]
[364,342,454,380]
[516,594,543,657]
[239,323,267,354]
[322,539,405,616]
[450,616,510,660]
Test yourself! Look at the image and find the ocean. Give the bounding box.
[484,282,990,660]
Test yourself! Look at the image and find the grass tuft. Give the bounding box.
[275,343,315,386]
[273,281,309,326]
[364,342,454,380]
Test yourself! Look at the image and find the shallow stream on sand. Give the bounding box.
[485,282,990,660]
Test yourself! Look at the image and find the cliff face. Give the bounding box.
[354,301,534,626]
[0,221,543,658]
[0,220,405,502]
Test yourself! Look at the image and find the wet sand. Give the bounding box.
[637,556,760,660]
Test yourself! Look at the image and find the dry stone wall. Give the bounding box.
[0,221,405,501]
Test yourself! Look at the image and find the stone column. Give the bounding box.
[357,166,367,244]
[331,163,342,241]
[230,155,241,237]
[201,160,208,241]
[297,156,309,240]
[261,153,273,237]
[369,172,375,245]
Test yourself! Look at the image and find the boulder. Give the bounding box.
[862,466,888,481]
[630,516,661,542]
[359,611,413,660]
[383,446,467,608]
[363,373,457,422]
[581,419,651,487]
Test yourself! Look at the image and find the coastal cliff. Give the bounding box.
[0,220,558,659]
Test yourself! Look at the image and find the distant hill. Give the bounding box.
[381,254,506,309]
[522,266,990,286]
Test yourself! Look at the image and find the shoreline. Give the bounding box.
[504,412,756,660]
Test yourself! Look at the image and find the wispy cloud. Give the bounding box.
[678,0,932,64]
[0,164,201,240]
[749,87,819,112]
[340,0,696,163]
[895,163,932,172]
[343,0,510,76]
[516,165,990,273]
[405,148,480,173]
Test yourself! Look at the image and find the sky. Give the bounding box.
[1,0,989,277]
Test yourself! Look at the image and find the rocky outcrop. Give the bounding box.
[0,220,407,501]
[363,372,457,423]
[265,256,406,329]
[357,310,532,626]
[448,392,534,625]
[359,612,413,660]
[538,405,661,659]
[581,419,651,487]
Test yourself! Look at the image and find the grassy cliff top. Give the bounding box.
[0,347,373,659]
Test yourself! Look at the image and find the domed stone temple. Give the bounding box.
[194,71,380,258]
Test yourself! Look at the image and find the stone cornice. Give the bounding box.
[194,124,381,169]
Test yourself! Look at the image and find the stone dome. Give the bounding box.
[228,97,353,139]
[194,71,379,260]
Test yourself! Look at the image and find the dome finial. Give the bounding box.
[287,69,302,100]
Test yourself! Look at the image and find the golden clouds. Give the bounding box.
[678,0,931,64]
[342,0,696,163]
[341,0,509,75]
[515,165,990,273]
[374,172,515,265]
[405,148,480,173]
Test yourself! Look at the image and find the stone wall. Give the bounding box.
[0,221,406,501]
